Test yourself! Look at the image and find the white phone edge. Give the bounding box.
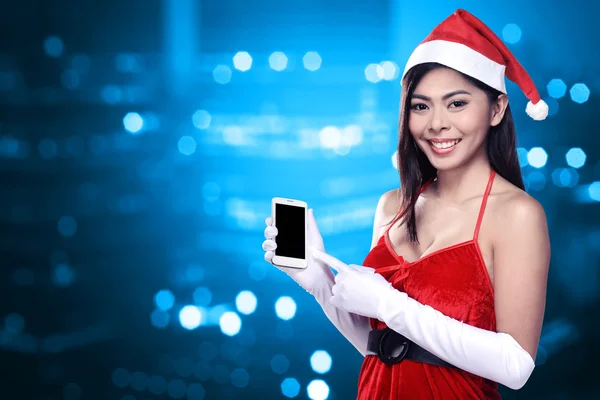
[271,197,308,269]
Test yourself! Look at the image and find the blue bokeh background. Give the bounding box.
[1,0,599,399]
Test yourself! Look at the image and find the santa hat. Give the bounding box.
[402,9,548,121]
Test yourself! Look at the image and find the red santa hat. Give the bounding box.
[402,9,548,121]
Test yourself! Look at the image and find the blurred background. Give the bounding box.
[0,0,599,399]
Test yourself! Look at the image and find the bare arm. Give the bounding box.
[315,190,398,356]
[493,194,551,359]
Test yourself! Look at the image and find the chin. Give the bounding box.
[426,156,464,171]
[420,147,470,171]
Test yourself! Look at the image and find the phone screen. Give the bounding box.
[275,204,305,259]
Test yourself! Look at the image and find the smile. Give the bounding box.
[427,139,462,154]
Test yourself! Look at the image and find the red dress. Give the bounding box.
[357,170,501,399]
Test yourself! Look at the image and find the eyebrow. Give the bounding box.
[411,90,472,101]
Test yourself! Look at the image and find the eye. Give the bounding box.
[410,103,428,111]
[449,100,467,108]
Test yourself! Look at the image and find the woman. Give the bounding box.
[263,9,550,399]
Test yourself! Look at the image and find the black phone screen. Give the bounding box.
[274,204,305,259]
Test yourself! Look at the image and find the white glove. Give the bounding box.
[263,209,333,296]
[262,209,371,356]
[313,249,536,390]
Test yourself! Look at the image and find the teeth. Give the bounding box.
[430,139,460,149]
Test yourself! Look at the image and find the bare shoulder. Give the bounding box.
[500,192,546,222]
[377,188,404,223]
[370,189,403,248]
[489,176,549,238]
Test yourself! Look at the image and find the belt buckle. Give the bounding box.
[378,328,410,365]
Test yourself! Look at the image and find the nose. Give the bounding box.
[428,107,450,134]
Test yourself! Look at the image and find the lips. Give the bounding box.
[427,138,461,155]
[429,139,461,149]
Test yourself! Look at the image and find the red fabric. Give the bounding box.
[421,9,541,103]
[356,170,501,399]
[422,9,505,65]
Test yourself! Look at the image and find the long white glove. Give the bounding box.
[313,249,536,390]
[262,209,371,356]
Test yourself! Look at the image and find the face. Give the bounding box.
[407,67,507,171]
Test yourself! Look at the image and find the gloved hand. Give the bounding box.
[262,208,372,356]
[313,250,536,390]
[311,249,385,318]
[263,208,335,296]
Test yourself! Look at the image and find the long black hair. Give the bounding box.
[390,62,524,244]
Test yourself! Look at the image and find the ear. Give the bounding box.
[490,94,509,127]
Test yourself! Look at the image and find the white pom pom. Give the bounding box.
[526,99,549,121]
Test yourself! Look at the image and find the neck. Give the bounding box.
[432,151,492,204]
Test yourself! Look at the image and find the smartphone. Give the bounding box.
[271,197,308,269]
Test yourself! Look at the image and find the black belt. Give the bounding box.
[367,328,456,368]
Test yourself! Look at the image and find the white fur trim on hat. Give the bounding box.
[525,99,549,121]
[402,40,507,94]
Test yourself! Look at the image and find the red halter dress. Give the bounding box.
[357,170,501,399]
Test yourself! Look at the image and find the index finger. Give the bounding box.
[311,248,350,273]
